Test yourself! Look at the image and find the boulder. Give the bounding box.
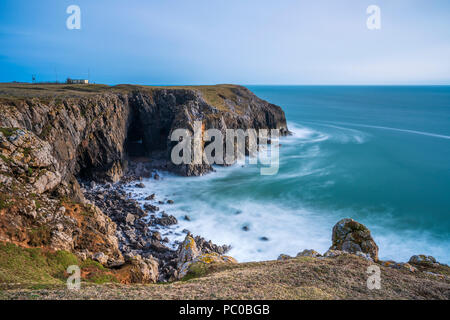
[144,203,159,213]
[144,194,155,200]
[381,260,417,273]
[323,249,346,258]
[176,234,237,279]
[126,255,159,283]
[92,252,108,265]
[277,254,291,260]
[177,235,199,268]
[178,253,237,279]
[296,249,322,258]
[329,218,379,261]
[125,213,136,224]
[409,255,437,266]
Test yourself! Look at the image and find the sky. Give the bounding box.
[0,0,449,85]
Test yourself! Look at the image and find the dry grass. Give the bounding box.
[0,83,246,113]
[1,255,449,300]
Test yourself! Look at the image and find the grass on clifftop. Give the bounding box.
[0,242,116,288]
[0,242,77,285]
[2,254,449,300]
[0,83,247,114]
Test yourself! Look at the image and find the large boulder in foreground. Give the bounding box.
[329,218,379,261]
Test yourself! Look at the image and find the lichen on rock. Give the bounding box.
[176,234,237,279]
[329,218,379,261]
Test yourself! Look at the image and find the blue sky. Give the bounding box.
[1,0,449,85]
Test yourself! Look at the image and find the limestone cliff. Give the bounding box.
[0,83,289,272]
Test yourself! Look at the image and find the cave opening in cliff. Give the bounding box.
[125,117,149,158]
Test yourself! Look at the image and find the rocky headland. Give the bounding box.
[0,83,288,282]
[0,83,448,299]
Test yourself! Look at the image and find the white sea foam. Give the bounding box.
[296,121,369,144]
[125,170,450,264]
[324,121,450,140]
[284,122,329,144]
[122,120,450,265]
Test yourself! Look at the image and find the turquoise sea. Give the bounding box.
[130,86,450,264]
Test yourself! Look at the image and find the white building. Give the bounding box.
[66,78,89,84]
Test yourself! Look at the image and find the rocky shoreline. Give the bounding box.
[81,161,232,282]
[0,83,448,294]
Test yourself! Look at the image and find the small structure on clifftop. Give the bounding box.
[66,78,89,84]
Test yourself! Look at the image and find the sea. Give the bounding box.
[126,86,450,264]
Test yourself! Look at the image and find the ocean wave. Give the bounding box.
[296,121,369,144]
[324,121,450,140]
[285,122,329,144]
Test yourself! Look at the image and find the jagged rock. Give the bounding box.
[184,215,191,221]
[296,249,322,258]
[175,234,236,279]
[152,231,162,241]
[135,183,145,188]
[409,255,437,266]
[144,194,155,200]
[144,203,159,213]
[193,235,231,255]
[329,218,379,261]
[177,235,199,268]
[278,254,291,260]
[125,213,136,224]
[323,249,346,258]
[153,213,177,226]
[92,252,108,265]
[167,200,174,204]
[125,255,159,283]
[0,129,61,193]
[354,251,374,262]
[381,261,418,272]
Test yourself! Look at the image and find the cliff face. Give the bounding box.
[0,83,289,271]
[1,84,288,182]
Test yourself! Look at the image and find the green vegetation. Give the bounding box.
[0,242,118,287]
[0,154,11,164]
[28,226,51,247]
[0,194,11,210]
[22,147,32,158]
[181,262,212,281]
[39,124,52,139]
[0,242,77,285]
[0,83,246,114]
[0,127,18,138]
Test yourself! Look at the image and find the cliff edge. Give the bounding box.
[0,83,288,279]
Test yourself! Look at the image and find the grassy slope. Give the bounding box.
[0,242,117,289]
[1,243,449,300]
